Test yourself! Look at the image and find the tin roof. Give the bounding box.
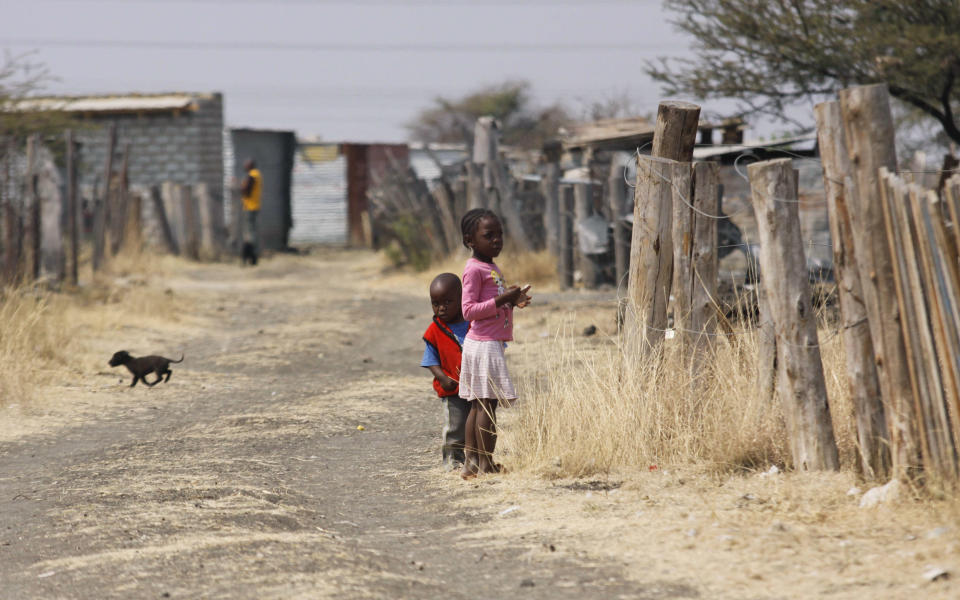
[9,92,217,114]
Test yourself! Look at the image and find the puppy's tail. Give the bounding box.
[171,354,185,363]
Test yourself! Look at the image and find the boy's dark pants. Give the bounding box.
[442,395,470,468]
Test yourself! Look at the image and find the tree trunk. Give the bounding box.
[748,158,840,471]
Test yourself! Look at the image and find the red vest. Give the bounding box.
[423,317,467,397]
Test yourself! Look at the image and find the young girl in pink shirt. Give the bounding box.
[458,209,531,478]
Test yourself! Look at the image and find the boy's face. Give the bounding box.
[430,281,463,323]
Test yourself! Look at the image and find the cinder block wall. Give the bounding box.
[76,93,224,203]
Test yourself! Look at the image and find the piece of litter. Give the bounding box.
[926,527,950,539]
[271,391,277,396]
[356,425,365,431]
[923,567,950,582]
[37,572,55,579]
[759,465,780,478]
[846,487,862,496]
[664,329,676,340]
[499,505,521,517]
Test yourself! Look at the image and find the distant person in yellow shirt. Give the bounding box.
[240,158,262,265]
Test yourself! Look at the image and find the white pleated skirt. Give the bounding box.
[458,338,516,402]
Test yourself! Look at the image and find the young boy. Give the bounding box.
[421,273,471,471]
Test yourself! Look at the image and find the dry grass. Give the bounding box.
[0,249,193,408]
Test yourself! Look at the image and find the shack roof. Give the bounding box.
[561,116,655,151]
[9,92,217,115]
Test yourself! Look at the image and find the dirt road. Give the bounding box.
[0,251,662,599]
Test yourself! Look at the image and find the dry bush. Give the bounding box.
[501,315,857,479]
[0,289,72,403]
[424,246,559,291]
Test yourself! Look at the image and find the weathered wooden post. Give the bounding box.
[93,123,116,271]
[66,130,79,286]
[542,142,562,257]
[814,101,889,479]
[150,184,179,255]
[624,101,700,354]
[558,184,574,288]
[2,138,20,284]
[626,155,677,351]
[194,183,216,258]
[608,159,629,290]
[110,144,130,255]
[181,184,199,260]
[573,181,598,288]
[670,162,695,338]
[748,158,840,471]
[36,145,64,281]
[689,161,720,344]
[24,134,40,282]
[839,83,920,479]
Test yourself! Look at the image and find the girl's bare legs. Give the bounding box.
[461,402,480,478]
[475,398,498,474]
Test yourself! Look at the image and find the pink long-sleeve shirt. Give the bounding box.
[462,257,513,341]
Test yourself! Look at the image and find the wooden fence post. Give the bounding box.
[624,101,701,355]
[573,181,598,288]
[150,184,179,255]
[66,130,79,286]
[543,160,561,257]
[2,138,20,285]
[558,184,574,288]
[110,144,130,255]
[36,144,64,282]
[626,155,677,352]
[93,124,116,271]
[24,134,40,282]
[608,160,629,290]
[181,184,199,260]
[839,83,920,480]
[814,101,890,479]
[748,158,840,471]
[689,161,720,344]
[670,162,695,338]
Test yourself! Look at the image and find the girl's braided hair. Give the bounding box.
[460,208,499,249]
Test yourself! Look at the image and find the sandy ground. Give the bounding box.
[0,249,958,599]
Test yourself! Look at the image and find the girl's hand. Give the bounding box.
[496,285,525,307]
[516,284,532,308]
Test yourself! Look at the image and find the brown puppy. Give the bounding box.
[109,350,184,387]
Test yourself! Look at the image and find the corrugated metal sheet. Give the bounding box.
[409,147,467,182]
[290,145,347,244]
[13,93,198,113]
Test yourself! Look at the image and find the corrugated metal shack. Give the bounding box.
[229,128,297,252]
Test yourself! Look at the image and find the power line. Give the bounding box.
[1,38,679,53]
[36,0,652,5]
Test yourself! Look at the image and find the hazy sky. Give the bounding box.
[3,0,715,142]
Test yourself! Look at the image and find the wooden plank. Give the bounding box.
[908,183,959,478]
[607,160,629,290]
[839,83,920,480]
[925,187,960,454]
[2,139,20,285]
[181,184,199,260]
[626,155,676,353]
[748,157,839,471]
[898,176,957,479]
[814,100,889,479]
[66,130,78,286]
[36,144,64,281]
